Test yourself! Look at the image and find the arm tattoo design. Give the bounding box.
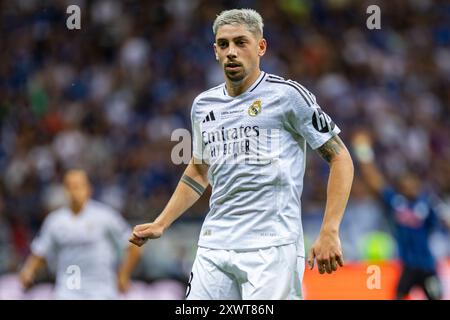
[317,135,345,163]
[180,174,206,196]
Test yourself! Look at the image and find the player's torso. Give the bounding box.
[196,78,302,199]
[200,95,282,163]
[50,206,117,273]
[391,195,432,230]
[50,207,118,296]
[390,195,435,267]
[193,74,306,249]
[195,74,305,175]
[52,209,108,248]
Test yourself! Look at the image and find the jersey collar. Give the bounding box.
[223,71,267,97]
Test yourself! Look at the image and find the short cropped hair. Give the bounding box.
[212,9,264,38]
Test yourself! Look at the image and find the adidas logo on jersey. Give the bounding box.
[202,111,216,123]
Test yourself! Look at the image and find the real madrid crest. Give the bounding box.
[248,99,262,116]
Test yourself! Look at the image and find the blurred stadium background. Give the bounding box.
[0,0,449,299]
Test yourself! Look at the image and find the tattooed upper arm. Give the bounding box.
[316,135,345,163]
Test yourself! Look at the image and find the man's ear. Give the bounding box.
[258,38,267,57]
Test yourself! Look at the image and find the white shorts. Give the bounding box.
[291,255,305,300]
[186,244,305,300]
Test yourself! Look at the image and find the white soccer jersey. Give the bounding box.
[31,200,131,299]
[191,71,341,255]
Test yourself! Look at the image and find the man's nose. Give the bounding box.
[227,44,237,59]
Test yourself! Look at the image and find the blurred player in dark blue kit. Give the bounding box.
[352,131,449,300]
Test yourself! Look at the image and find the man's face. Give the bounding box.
[398,173,421,199]
[214,24,266,83]
[64,170,91,207]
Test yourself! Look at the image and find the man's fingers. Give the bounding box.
[133,239,146,247]
[317,259,326,274]
[323,259,332,274]
[134,226,159,239]
[133,226,148,238]
[307,247,315,270]
[330,256,337,272]
[134,231,145,238]
[128,235,147,247]
[128,237,140,246]
[336,254,344,267]
[129,223,160,246]
[133,224,152,238]
[316,254,344,274]
[134,224,148,231]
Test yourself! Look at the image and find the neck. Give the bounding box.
[226,69,261,97]
[70,201,86,215]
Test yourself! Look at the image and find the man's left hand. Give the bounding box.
[307,231,344,274]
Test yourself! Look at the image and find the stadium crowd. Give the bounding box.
[0,0,449,285]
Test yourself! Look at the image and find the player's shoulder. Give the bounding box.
[191,83,226,120]
[264,73,316,107]
[88,200,120,217]
[194,83,225,102]
[43,207,70,226]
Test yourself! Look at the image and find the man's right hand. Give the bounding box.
[351,130,372,148]
[128,222,165,247]
[351,130,375,164]
[19,269,34,290]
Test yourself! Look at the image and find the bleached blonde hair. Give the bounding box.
[213,9,264,38]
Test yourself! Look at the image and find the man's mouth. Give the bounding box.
[225,62,242,70]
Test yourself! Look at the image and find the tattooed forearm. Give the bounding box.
[180,174,206,196]
[317,135,345,163]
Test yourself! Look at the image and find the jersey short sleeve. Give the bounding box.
[284,83,341,149]
[31,217,56,259]
[191,98,204,161]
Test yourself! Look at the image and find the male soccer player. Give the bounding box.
[20,169,142,299]
[129,9,354,299]
[352,131,447,300]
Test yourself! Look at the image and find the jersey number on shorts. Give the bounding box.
[185,272,194,298]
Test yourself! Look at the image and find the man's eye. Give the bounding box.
[218,42,227,48]
[236,41,245,46]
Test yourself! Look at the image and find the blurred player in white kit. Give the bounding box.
[19,169,142,299]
